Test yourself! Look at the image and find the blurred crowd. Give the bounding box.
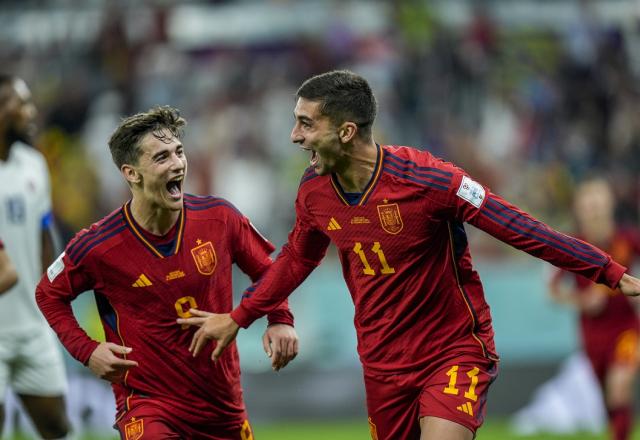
[3,0,640,252]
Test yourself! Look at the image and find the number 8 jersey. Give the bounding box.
[232,144,626,374]
[36,196,293,426]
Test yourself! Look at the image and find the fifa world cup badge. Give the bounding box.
[191,240,217,275]
[125,417,144,440]
[377,202,403,234]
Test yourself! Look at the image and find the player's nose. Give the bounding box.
[290,125,303,144]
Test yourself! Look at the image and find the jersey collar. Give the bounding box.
[122,201,185,258]
[330,143,383,206]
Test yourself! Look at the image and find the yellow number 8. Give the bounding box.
[175,296,198,329]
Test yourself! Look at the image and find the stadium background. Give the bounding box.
[3,0,640,438]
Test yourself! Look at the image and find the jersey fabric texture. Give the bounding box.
[232,144,625,376]
[36,195,293,428]
[0,142,53,332]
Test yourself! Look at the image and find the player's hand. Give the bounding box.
[87,342,139,384]
[263,324,298,371]
[177,309,240,361]
[618,273,640,296]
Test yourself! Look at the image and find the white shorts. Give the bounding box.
[0,327,67,401]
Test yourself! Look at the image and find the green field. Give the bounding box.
[7,419,640,439]
[255,420,640,440]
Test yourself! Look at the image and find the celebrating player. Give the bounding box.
[178,70,640,440]
[550,177,640,440]
[0,75,71,439]
[0,238,17,294]
[36,106,298,439]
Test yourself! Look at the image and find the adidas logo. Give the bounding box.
[327,217,342,231]
[132,274,153,287]
[456,402,474,416]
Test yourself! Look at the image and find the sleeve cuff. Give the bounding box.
[600,259,627,289]
[78,340,101,366]
[266,309,294,327]
[230,304,261,329]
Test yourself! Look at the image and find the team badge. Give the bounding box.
[125,417,144,440]
[191,240,217,275]
[377,203,403,234]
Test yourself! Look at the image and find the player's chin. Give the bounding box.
[163,193,183,210]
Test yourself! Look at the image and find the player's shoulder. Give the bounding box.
[11,142,47,168]
[65,207,127,265]
[183,194,242,220]
[297,166,327,193]
[381,144,456,191]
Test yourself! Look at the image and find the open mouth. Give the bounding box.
[300,145,319,167]
[166,176,184,199]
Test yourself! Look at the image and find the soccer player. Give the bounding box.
[178,70,640,440]
[550,177,640,440]
[0,238,17,294]
[0,75,71,439]
[35,106,298,439]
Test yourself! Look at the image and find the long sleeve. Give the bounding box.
[35,251,99,364]
[437,167,626,288]
[231,195,330,328]
[231,210,295,326]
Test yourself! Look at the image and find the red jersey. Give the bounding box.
[231,145,625,374]
[570,229,640,351]
[36,195,293,425]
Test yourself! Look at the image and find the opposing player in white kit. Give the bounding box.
[0,75,71,438]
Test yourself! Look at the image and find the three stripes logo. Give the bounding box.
[132,274,152,287]
[327,217,342,231]
[456,401,474,416]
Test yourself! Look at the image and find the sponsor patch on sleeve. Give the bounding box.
[456,176,485,208]
[47,252,65,282]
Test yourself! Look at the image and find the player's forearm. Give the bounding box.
[232,245,317,328]
[472,193,626,288]
[35,285,99,364]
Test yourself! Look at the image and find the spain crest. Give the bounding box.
[125,417,143,440]
[191,240,217,275]
[377,203,403,234]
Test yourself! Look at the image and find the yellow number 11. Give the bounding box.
[443,365,480,401]
[353,241,396,276]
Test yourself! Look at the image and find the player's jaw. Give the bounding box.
[298,138,343,176]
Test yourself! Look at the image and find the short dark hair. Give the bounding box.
[108,105,186,168]
[296,70,377,139]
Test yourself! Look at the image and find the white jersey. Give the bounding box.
[0,141,52,333]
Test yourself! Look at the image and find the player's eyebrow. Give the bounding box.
[152,143,182,160]
[295,114,313,124]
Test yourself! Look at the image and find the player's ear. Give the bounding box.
[121,164,141,185]
[338,122,357,143]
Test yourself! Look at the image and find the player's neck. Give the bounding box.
[335,140,378,193]
[129,198,180,236]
